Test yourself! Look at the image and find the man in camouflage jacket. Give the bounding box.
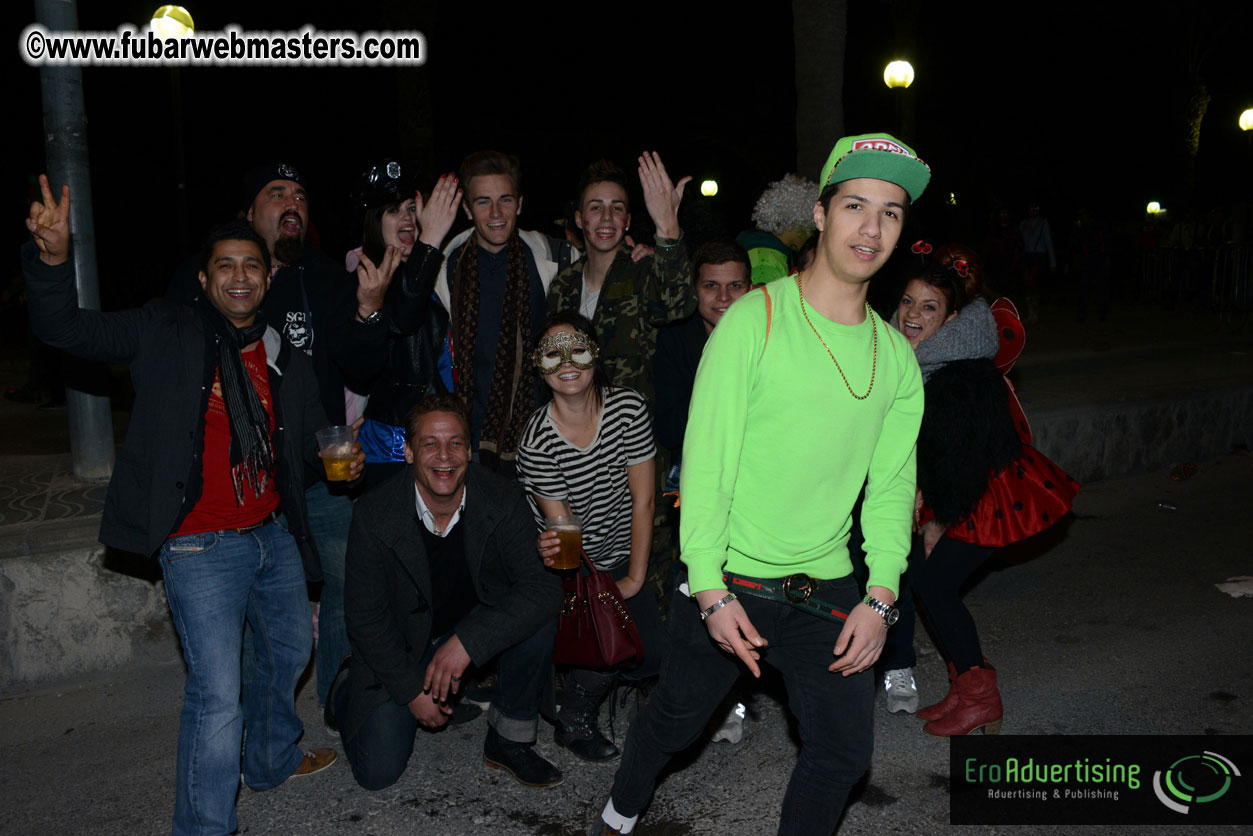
[545,153,694,406]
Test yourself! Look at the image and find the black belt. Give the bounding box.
[723,572,849,625]
[227,513,277,536]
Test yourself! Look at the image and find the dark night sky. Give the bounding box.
[8,0,1252,307]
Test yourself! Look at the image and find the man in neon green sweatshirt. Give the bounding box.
[589,134,930,836]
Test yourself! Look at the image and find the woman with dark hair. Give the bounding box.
[350,162,461,487]
[517,311,663,762]
[894,246,1077,737]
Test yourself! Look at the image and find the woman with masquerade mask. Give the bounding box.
[516,311,664,762]
[892,245,1077,737]
[349,161,462,487]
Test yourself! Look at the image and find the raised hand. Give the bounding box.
[638,151,689,240]
[26,174,71,266]
[418,174,462,248]
[355,245,403,318]
[624,234,655,263]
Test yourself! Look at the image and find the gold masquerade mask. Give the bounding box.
[533,329,600,374]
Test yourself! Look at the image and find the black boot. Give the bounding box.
[555,671,619,762]
[483,727,563,788]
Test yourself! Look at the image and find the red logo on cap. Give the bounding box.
[851,138,911,157]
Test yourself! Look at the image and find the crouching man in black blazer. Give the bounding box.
[329,393,563,789]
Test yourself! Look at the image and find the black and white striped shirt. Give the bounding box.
[516,387,655,570]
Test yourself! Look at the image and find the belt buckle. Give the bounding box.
[782,573,815,603]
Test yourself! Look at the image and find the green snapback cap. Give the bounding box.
[818,133,931,202]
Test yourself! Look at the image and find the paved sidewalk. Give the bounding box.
[2,452,1249,835]
[0,292,1250,833]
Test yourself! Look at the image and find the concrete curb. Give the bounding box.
[0,516,178,692]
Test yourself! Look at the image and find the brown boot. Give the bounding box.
[917,662,958,722]
[923,666,1002,736]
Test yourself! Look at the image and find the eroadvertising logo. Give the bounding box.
[1152,750,1240,814]
[950,736,1250,825]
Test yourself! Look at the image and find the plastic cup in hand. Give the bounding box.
[545,514,582,570]
[315,426,355,481]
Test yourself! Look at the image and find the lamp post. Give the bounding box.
[35,0,114,478]
[883,60,915,139]
[151,7,194,255]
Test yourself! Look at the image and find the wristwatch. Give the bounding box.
[357,309,384,325]
[861,594,899,627]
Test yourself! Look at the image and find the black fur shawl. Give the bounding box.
[916,358,1022,525]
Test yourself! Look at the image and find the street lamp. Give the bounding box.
[1240,109,1253,132]
[1147,201,1161,215]
[700,179,718,197]
[883,60,915,89]
[151,5,194,38]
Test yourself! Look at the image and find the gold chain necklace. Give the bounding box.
[794,272,877,400]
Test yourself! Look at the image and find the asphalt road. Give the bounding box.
[2,452,1251,836]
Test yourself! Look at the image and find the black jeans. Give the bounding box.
[335,616,556,791]
[609,574,873,836]
[909,536,992,673]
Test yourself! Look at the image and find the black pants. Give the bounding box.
[334,617,556,791]
[909,536,992,674]
[608,575,873,836]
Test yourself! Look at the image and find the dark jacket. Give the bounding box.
[341,465,562,739]
[23,243,330,580]
[168,241,388,442]
[363,242,449,428]
[916,358,1021,526]
[653,314,709,453]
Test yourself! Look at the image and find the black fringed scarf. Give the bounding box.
[196,296,276,504]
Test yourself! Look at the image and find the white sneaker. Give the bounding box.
[884,668,919,714]
[711,702,747,744]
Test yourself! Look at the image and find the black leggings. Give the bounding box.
[909,535,992,674]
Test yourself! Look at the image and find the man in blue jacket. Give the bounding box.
[23,176,358,836]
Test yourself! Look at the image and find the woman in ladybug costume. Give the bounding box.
[894,243,1077,736]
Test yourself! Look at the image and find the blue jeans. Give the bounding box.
[305,481,354,704]
[609,574,873,836]
[160,521,313,836]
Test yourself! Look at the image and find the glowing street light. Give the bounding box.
[1240,109,1253,132]
[1147,201,1161,215]
[700,179,718,197]
[883,60,915,89]
[151,5,194,39]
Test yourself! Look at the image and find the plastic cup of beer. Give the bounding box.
[545,514,582,570]
[315,426,355,481]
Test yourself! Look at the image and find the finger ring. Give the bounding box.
[451,676,460,682]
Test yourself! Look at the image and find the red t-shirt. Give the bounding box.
[173,342,281,536]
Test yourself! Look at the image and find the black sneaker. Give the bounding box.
[482,727,563,788]
[448,701,483,726]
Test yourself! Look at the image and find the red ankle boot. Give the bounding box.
[917,662,958,722]
[923,666,1003,736]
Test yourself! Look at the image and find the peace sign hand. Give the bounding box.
[26,174,71,266]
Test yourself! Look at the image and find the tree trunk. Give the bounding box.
[793,0,847,179]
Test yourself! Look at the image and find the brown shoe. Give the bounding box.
[291,748,338,777]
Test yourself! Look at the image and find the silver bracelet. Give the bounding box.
[699,592,737,621]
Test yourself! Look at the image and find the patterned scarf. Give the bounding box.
[196,296,275,503]
[450,232,533,469]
